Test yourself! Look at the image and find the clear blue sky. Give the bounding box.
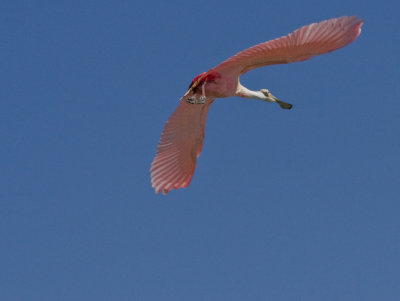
[1,0,399,300]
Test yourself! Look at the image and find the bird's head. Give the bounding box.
[260,89,292,110]
[260,89,273,98]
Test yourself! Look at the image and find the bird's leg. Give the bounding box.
[185,82,207,104]
[199,82,207,103]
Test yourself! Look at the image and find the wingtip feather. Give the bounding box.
[150,100,213,195]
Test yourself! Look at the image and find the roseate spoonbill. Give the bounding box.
[151,16,363,194]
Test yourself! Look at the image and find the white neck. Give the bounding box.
[235,83,268,100]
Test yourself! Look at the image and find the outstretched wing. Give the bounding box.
[212,16,363,76]
[151,99,214,194]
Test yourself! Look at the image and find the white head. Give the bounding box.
[260,89,292,109]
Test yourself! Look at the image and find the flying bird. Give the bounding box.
[151,16,363,194]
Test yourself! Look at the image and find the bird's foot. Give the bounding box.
[186,96,206,104]
[187,97,196,104]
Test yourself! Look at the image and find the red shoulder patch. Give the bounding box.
[188,72,206,89]
[188,72,221,90]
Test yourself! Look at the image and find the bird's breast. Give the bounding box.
[206,75,238,98]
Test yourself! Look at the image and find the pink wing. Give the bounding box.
[151,99,214,194]
[213,16,363,76]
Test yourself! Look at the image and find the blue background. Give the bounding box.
[1,0,399,300]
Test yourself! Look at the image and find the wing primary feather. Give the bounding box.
[212,16,363,76]
[150,99,214,194]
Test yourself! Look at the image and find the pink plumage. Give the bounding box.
[151,99,214,194]
[213,16,363,75]
[151,16,363,194]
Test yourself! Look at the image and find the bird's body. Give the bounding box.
[151,16,363,194]
[186,71,235,99]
